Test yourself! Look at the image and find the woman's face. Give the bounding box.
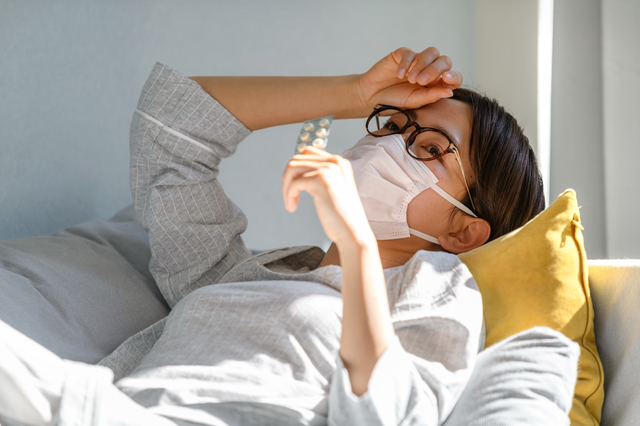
[402,99,474,242]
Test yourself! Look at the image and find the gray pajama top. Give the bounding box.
[96,62,484,426]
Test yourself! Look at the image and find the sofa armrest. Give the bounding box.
[588,259,640,426]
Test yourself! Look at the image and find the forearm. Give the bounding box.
[189,74,369,130]
[190,47,465,131]
[338,236,395,396]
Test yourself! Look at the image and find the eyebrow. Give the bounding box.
[406,109,459,146]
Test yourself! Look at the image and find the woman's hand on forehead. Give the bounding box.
[357,47,463,112]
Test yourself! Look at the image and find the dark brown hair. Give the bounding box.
[451,88,545,242]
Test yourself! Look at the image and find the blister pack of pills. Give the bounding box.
[295,116,334,154]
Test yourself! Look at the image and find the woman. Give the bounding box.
[0,47,544,426]
[193,45,543,396]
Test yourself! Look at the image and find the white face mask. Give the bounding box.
[341,134,476,245]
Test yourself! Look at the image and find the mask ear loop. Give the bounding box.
[452,147,477,212]
[400,136,477,218]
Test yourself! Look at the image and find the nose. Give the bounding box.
[401,122,421,141]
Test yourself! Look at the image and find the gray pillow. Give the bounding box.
[0,205,169,364]
[443,327,580,426]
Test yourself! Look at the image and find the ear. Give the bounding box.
[439,217,491,254]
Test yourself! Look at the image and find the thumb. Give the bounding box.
[405,86,454,108]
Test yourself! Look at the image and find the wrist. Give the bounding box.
[349,73,373,118]
[335,229,379,261]
[332,74,372,120]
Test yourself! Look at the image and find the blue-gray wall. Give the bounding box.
[1,0,476,250]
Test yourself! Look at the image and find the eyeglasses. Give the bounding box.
[365,104,476,212]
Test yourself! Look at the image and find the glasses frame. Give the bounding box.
[365,104,477,212]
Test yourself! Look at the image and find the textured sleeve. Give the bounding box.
[442,327,579,426]
[130,62,253,308]
[329,336,439,426]
[328,252,484,426]
[0,319,177,426]
[97,318,167,383]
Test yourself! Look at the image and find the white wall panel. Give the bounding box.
[474,0,538,154]
[602,0,640,258]
[550,0,606,258]
[0,0,476,251]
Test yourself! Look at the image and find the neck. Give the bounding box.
[319,236,443,269]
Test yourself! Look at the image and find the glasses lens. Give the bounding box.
[367,110,410,136]
[408,130,452,160]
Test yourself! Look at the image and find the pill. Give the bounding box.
[312,138,327,149]
[295,115,333,154]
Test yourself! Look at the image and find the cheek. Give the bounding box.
[423,160,442,177]
[426,159,468,201]
[406,189,452,233]
[423,159,452,187]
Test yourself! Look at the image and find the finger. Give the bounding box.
[282,163,313,211]
[413,55,453,86]
[283,186,300,213]
[282,167,331,213]
[282,159,337,211]
[282,172,313,213]
[283,150,341,182]
[283,153,338,185]
[283,148,335,185]
[292,146,335,160]
[406,47,440,85]
[282,154,352,212]
[405,86,454,108]
[288,160,335,171]
[282,161,335,194]
[394,47,417,79]
[427,70,463,90]
[283,169,306,212]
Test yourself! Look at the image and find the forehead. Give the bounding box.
[409,99,472,146]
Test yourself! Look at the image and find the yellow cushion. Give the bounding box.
[458,189,604,426]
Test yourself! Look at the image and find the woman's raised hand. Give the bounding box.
[282,148,394,397]
[281,147,374,248]
[356,47,463,111]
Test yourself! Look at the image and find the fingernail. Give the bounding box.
[409,72,418,82]
[397,68,406,79]
[417,73,429,85]
[445,71,454,80]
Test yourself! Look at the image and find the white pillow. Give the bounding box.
[0,205,169,364]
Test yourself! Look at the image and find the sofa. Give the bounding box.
[0,204,637,425]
